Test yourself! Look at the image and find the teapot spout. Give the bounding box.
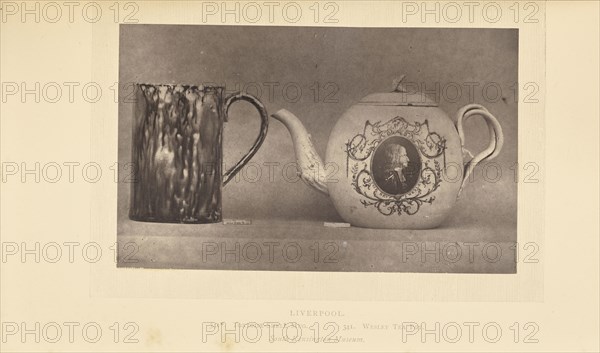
[271,109,329,195]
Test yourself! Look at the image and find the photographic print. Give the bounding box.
[117,25,518,273]
[5,1,600,353]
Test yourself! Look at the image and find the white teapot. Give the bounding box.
[272,77,503,229]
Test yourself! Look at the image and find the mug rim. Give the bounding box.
[136,82,225,90]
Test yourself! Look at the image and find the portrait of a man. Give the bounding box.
[372,137,420,195]
[383,144,410,191]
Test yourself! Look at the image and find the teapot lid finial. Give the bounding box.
[358,75,438,107]
[392,75,408,92]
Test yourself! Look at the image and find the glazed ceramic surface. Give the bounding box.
[272,79,503,229]
[129,84,268,224]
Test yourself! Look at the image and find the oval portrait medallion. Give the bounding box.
[371,136,421,195]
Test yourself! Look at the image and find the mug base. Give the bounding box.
[128,215,222,224]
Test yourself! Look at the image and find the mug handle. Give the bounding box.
[222,92,269,186]
[455,104,504,197]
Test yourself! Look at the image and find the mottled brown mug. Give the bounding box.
[129,84,268,223]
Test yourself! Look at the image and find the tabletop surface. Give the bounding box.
[117,217,517,273]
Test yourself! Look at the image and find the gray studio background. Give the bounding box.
[117,25,517,271]
[118,25,517,226]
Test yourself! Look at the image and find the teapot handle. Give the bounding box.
[455,104,504,197]
[222,92,269,186]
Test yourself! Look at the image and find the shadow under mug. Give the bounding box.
[129,84,269,223]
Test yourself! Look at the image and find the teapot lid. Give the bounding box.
[359,76,438,107]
